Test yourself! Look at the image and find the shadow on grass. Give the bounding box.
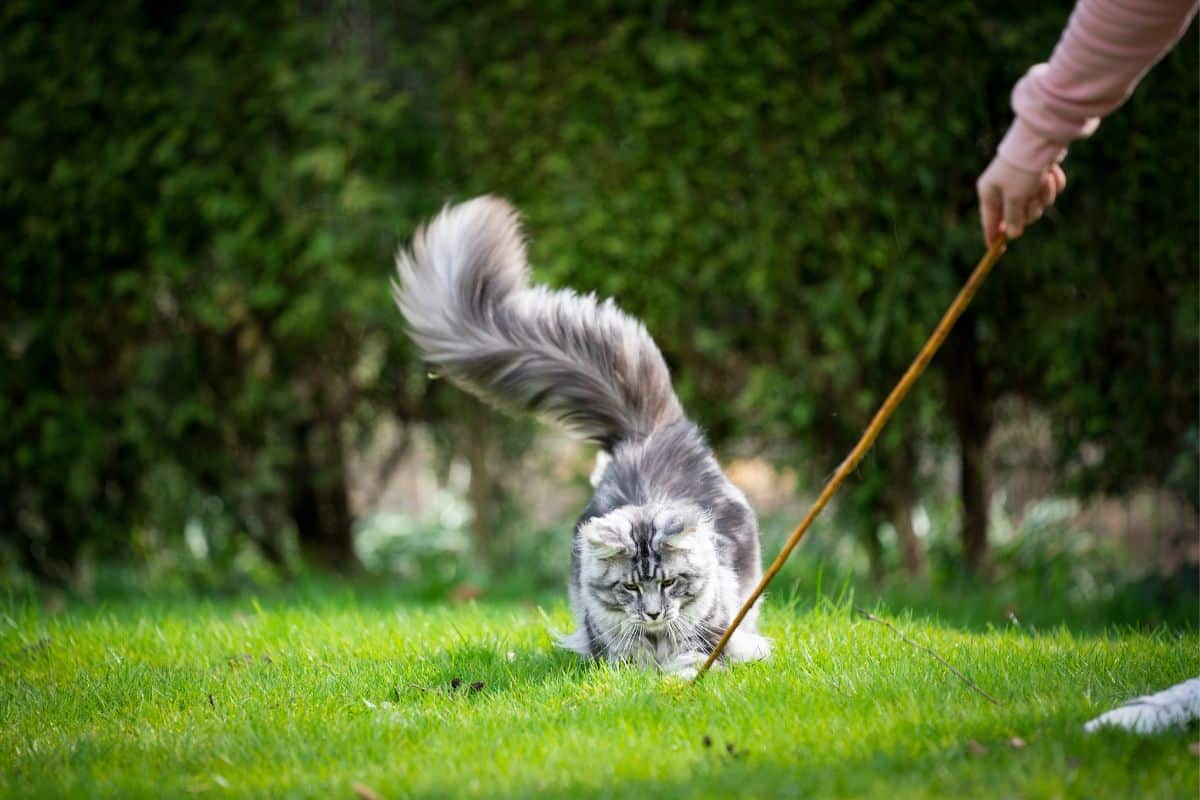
[1,570,561,623]
[772,560,1198,635]
[7,556,1195,643]
[506,728,1192,800]
[397,640,591,700]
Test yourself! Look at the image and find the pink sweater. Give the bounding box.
[998,0,1198,172]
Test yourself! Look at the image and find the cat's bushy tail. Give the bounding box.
[393,195,683,448]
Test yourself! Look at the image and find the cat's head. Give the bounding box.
[577,502,716,631]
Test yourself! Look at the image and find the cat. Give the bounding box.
[393,196,770,678]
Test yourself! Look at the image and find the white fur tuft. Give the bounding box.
[1084,677,1200,733]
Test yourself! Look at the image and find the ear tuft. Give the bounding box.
[580,517,631,560]
[662,526,699,551]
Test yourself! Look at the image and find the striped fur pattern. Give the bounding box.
[394,196,769,677]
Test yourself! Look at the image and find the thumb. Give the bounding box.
[979,185,1002,247]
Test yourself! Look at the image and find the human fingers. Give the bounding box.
[1050,164,1066,195]
[1003,193,1028,239]
[1039,172,1057,207]
[1024,196,1045,225]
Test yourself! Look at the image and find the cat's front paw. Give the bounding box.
[664,663,699,681]
[725,631,771,663]
[662,650,718,681]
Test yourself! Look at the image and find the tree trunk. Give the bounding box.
[859,513,885,582]
[463,405,506,571]
[24,530,80,586]
[16,488,83,587]
[240,506,292,575]
[889,447,926,577]
[957,430,989,574]
[290,420,358,572]
[945,313,992,575]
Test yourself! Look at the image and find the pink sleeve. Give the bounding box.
[997,0,1198,172]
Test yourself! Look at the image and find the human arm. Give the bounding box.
[978,0,1198,245]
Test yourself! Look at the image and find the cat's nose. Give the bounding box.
[645,610,661,620]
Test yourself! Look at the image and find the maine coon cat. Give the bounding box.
[393,196,770,677]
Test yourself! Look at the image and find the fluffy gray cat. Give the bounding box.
[393,196,770,677]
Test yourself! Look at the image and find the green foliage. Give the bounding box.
[401,0,1198,529]
[987,63,1200,503]
[1,1,441,578]
[2,586,1197,798]
[1,1,1195,582]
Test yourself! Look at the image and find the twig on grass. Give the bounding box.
[854,607,1003,706]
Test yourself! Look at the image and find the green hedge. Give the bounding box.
[2,1,1195,580]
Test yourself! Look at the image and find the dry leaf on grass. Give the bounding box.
[449,583,483,603]
[352,782,384,800]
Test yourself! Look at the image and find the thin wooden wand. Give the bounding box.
[693,235,1009,682]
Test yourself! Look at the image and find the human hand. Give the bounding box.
[976,156,1066,247]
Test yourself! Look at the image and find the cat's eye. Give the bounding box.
[660,577,676,588]
[622,583,640,592]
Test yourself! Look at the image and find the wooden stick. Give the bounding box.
[855,607,1003,705]
[693,235,1008,681]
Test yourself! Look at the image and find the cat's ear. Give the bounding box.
[661,524,701,551]
[655,508,709,551]
[580,515,632,560]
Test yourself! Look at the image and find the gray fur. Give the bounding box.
[394,196,770,677]
[393,196,683,449]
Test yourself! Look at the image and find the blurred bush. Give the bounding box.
[2,1,447,582]
[354,492,472,583]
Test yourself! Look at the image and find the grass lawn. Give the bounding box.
[2,581,1197,799]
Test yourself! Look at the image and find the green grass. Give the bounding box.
[2,583,1197,799]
